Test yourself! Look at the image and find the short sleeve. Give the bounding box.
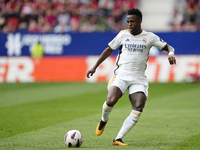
[108,31,123,50]
[152,34,167,50]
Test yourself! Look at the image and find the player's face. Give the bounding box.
[127,15,142,35]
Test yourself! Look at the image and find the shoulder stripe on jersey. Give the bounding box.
[117,29,129,36]
[109,30,128,50]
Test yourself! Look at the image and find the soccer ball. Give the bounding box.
[64,130,83,147]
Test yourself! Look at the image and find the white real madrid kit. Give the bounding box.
[107,30,167,96]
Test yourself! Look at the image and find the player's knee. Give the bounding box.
[130,93,146,112]
[134,104,144,112]
[106,95,118,107]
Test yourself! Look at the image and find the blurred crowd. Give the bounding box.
[1,0,200,34]
[0,0,138,34]
[172,0,200,32]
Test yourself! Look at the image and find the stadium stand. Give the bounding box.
[171,0,199,32]
[0,0,138,33]
[0,0,199,33]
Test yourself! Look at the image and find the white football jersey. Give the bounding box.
[108,29,167,79]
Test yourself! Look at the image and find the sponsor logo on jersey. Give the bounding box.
[125,43,146,52]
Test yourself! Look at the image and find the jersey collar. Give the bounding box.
[128,29,144,36]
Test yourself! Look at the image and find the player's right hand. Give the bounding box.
[86,68,96,78]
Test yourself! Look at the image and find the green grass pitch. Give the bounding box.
[0,82,200,150]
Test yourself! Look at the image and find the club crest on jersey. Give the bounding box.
[142,38,147,43]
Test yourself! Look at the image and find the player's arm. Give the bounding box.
[86,47,113,78]
[162,44,176,65]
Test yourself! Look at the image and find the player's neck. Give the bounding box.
[132,29,142,36]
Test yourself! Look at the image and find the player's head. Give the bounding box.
[127,8,142,21]
[127,8,142,35]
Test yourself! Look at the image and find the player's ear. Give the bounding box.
[139,19,142,24]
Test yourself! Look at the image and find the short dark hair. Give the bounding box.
[127,8,142,20]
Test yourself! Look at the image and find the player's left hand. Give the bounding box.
[168,55,176,65]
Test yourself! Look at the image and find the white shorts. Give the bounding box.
[107,75,149,97]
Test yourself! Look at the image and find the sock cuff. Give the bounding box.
[131,110,141,116]
[104,101,113,110]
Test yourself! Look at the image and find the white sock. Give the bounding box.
[101,101,113,122]
[115,110,141,140]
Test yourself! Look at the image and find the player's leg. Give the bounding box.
[96,86,123,136]
[102,86,123,121]
[113,92,147,146]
